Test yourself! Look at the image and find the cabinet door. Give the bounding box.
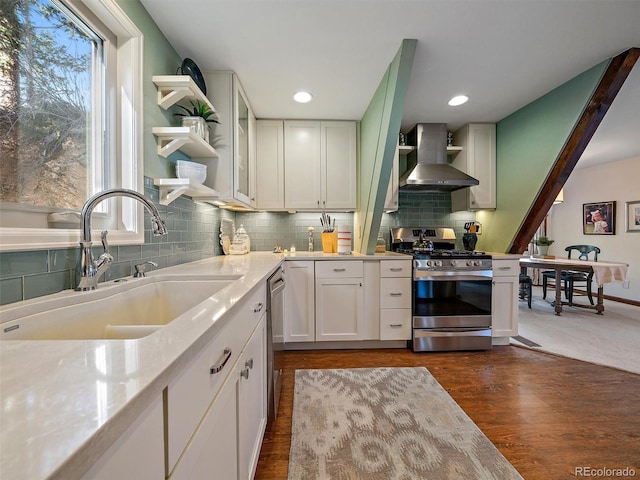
[81,396,164,480]
[238,319,267,480]
[321,121,357,210]
[234,81,252,206]
[256,120,284,209]
[284,121,322,209]
[492,276,519,338]
[169,375,239,480]
[451,123,496,211]
[284,261,315,342]
[315,277,364,341]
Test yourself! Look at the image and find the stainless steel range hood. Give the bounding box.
[399,123,479,192]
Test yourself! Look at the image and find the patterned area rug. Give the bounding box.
[288,367,523,480]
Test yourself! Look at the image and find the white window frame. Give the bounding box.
[0,0,144,252]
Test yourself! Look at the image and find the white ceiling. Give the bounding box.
[140,0,640,169]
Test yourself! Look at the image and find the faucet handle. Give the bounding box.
[100,230,110,253]
[134,261,158,278]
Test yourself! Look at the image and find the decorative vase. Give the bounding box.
[181,116,208,142]
[462,233,478,251]
[537,245,549,256]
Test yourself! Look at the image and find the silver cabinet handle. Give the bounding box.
[210,348,232,374]
[245,358,254,369]
[240,368,250,380]
[390,267,403,272]
[333,268,346,272]
[498,266,512,270]
[254,303,264,313]
[389,324,403,328]
[389,292,403,297]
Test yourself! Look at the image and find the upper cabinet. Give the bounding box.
[255,120,285,210]
[451,123,496,211]
[283,120,357,211]
[385,145,414,212]
[204,71,256,209]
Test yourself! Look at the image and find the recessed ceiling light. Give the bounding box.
[294,91,313,103]
[448,95,469,106]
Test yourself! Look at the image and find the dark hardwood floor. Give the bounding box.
[255,346,640,480]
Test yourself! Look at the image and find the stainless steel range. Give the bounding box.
[390,227,493,352]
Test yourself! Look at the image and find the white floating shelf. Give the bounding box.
[154,178,220,205]
[152,75,218,117]
[447,146,463,155]
[152,127,219,159]
[398,145,415,154]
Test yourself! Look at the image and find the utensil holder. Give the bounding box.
[321,231,337,253]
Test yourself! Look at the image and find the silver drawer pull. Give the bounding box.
[389,292,403,297]
[245,358,254,369]
[210,348,232,374]
[389,267,403,272]
[240,367,250,380]
[389,324,403,328]
[498,266,512,270]
[333,268,346,272]
[254,302,264,313]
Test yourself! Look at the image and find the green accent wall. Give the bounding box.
[354,39,416,254]
[116,0,182,179]
[478,60,609,253]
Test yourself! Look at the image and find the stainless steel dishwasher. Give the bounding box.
[267,266,285,423]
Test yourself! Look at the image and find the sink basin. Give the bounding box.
[0,274,242,341]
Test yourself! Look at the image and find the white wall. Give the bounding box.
[546,156,639,302]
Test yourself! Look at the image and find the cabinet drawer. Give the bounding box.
[380,309,411,340]
[492,259,520,277]
[380,260,412,277]
[166,285,265,475]
[380,278,411,308]
[315,260,363,278]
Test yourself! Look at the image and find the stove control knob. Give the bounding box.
[450,260,457,266]
[466,260,474,266]
[435,260,443,267]
[426,260,433,267]
[474,260,481,267]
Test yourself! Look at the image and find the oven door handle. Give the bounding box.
[413,273,493,281]
[427,327,491,333]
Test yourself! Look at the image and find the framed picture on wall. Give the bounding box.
[625,200,640,232]
[583,201,615,235]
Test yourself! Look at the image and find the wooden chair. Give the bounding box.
[519,273,532,308]
[542,245,600,305]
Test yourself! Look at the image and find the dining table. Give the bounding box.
[519,256,629,315]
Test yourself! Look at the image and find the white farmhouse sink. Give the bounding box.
[0,274,242,341]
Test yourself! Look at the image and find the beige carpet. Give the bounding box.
[288,367,523,480]
[513,286,640,374]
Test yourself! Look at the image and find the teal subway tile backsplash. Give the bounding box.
[1,180,474,306]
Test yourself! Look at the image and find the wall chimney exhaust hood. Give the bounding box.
[399,123,479,192]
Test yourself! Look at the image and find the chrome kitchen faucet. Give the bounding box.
[76,189,167,291]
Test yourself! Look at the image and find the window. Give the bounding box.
[0,0,143,251]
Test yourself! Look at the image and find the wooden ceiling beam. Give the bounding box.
[509,47,640,254]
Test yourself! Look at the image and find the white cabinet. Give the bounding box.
[315,261,364,341]
[205,71,256,209]
[81,395,164,480]
[385,145,413,212]
[451,123,496,211]
[237,319,267,480]
[284,121,357,211]
[167,284,266,479]
[379,260,412,340]
[284,260,315,342]
[255,120,285,209]
[492,258,520,343]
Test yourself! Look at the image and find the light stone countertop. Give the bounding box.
[0,250,408,480]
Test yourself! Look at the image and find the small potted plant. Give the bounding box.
[173,100,220,143]
[533,236,554,256]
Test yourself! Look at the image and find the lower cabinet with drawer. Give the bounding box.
[167,284,267,480]
[315,261,364,341]
[492,258,520,342]
[379,259,412,340]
